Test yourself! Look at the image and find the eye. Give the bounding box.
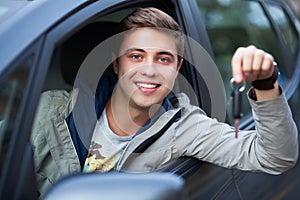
[130,54,142,60]
[159,57,169,63]
[158,55,174,64]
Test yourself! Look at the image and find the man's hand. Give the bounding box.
[231,45,280,101]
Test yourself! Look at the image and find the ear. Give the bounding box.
[112,52,118,75]
[177,58,183,71]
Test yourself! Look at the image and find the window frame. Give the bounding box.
[0,36,44,200]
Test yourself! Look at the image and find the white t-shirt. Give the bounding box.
[83,109,133,173]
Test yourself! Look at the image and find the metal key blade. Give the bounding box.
[234,118,239,138]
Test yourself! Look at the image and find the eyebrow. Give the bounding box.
[124,48,146,54]
[157,51,176,59]
[124,48,176,59]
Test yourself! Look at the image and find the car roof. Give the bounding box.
[0,0,30,24]
[0,0,88,73]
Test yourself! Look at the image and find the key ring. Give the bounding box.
[230,77,246,92]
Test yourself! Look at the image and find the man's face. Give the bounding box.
[113,27,182,110]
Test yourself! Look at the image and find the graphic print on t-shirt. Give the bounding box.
[82,109,132,173]
[83,141,122,173]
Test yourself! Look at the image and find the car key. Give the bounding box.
[230,78,246,138]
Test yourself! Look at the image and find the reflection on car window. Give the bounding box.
[0,56,31,170]
[196,0,288,124]
[267,4,299,59]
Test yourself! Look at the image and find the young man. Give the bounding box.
[31,7,298,198]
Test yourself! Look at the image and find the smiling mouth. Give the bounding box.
[136,82,161,89]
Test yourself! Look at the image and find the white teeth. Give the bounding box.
[136,82,157,88]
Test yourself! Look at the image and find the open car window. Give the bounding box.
[36,0,204,176]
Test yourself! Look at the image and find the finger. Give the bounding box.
[241,46,256,76]
[260,53,274,79]
[252,49,265,74]
[231,47,244,83]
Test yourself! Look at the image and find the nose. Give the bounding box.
[140,59,158,77]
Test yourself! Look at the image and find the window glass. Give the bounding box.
[196,0,287,124]
[267,4,299,59]
[0,55,31,169]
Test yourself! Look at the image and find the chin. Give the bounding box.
[131,98,163,110]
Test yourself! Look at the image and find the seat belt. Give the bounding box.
[132,108,182,153]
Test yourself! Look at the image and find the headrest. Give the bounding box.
[61,21,118,86]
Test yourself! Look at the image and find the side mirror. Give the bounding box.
[44,172,188,200]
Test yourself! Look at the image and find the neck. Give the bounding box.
[105,97,153,136]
